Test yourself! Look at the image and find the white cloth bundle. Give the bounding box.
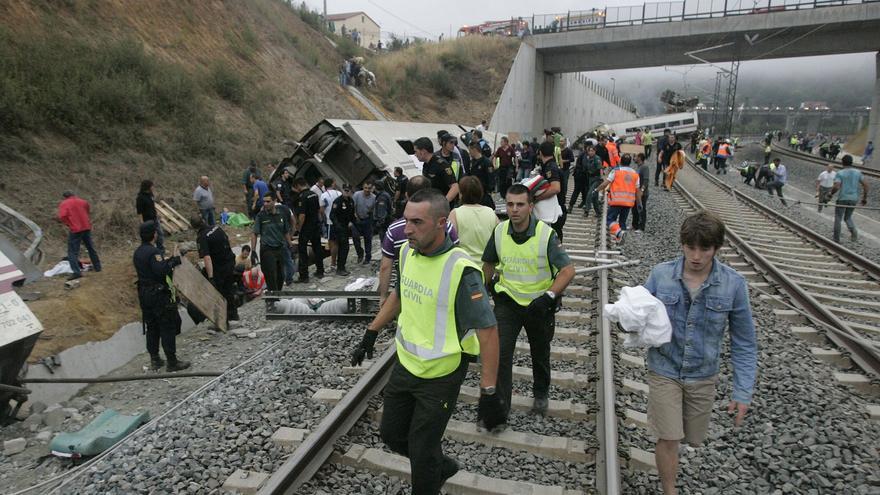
[603,285,672,348]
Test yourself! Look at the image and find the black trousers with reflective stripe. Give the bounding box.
[494,293,555,417]
[381,358,468,495]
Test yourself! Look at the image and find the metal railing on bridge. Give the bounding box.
[529,0,878,33]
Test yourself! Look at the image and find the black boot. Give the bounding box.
[166,357,191,372]
[150,354,164,371]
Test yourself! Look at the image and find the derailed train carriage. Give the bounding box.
[268,119,499,192]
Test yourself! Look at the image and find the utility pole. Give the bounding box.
[722,59,740,138]
[323,0,327,29]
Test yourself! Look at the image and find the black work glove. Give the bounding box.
[251,250,259,265]
[349,329,378,366]
[527,292,556,314]
[477,391,506,431]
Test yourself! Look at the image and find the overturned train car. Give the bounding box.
[270,119,497,192]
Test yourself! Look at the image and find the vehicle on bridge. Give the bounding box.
[458,18,528,37]
[598,111,699,142]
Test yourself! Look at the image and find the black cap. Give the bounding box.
[139,220,158,239]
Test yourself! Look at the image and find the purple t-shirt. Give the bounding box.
[381,217,459,260]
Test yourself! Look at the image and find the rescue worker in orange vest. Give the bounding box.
[598,154,642,243]
[715,139,733,175]
[607,138,621,168]
[697,139,712,171]
[664,148,686,190]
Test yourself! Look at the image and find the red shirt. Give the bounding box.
[493,145,516,169]
[57,196,92,233]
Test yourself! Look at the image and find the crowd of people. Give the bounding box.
[52,116,878,495]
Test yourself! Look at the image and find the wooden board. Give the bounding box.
[172,257,227,332]
[154,202,187,233]
[619,144,644,156]
[159,200,191,227]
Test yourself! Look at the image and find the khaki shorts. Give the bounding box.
[647,371,717,447]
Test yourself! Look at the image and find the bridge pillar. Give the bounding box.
[784,114,795,132]
[490,42,637,140]
[869,51,880,156]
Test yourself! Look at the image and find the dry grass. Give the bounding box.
[369,36,519,122]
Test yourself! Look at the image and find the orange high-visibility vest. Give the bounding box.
[700,142,711,155]
[608,141,621,167]
[607,167,639,207]
[717,143,731,157]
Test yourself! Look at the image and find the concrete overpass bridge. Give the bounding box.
[490,0,880,147]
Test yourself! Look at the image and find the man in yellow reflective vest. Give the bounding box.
[350,189,503,494]
[482,183,575,418]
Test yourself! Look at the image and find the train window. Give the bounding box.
[653,124,665,130]
[626,127,638,133]
[668,120,681,126]
[683,119,695,125]
[396,140,415,155]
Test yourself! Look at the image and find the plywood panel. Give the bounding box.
[172,257,227,332]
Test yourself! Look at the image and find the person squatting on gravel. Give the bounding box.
[481,184,575,418]
[831,154,869,243]
[643,211,757,495]
[350,189,503,495]
[134,221,191,372]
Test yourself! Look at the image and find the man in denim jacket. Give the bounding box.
[644,211,757,495]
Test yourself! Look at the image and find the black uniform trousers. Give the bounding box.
[297,227,324,278]
[213,261,238,320]
[569,177,588,209]
[381,358,468,495]
[261,246,285,291]
[495,294,555,417]
[144,304,180,359]
[632,192,649,231]
[333,224,351,271]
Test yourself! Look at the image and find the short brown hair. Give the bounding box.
[680,211,725,248]
[459,176,484,205]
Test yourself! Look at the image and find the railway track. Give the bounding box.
[770,142,880,180]
[259,201,629,494]
[673,160,880,380]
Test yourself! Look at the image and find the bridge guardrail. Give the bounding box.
[529,0,877,33]
[0,201,44,266]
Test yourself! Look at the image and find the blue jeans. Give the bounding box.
[833,200,857,242]
[606,205,631,230]
[200,208,215,226]
[68,230,101,276]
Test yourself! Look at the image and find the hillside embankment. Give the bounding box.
[0,0,517,359]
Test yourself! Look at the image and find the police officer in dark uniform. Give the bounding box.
[292,177,325,282]
[134,220,190,372]
[273,169,294,209]
[192,215,239,322]
[330,184,355,276]
[413,137,459,205]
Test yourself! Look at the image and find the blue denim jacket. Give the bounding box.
[644,256,758,404]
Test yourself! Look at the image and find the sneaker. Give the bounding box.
[67,273,82,281]
[293,277,309,284]
[166,359,191,372]
[314,272,326,279]
[336,269,351,276]
[531,397,549,416]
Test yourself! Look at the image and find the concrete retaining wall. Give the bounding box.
[490,42,637,141]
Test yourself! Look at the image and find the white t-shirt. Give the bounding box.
[817,170,836,188]
[320,189,342,224]
[310,184,325,197]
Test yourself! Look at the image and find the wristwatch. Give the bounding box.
[480,386,496,396]
[545,290,557,300]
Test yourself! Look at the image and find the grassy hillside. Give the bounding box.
[0,1,519,360]
[369,36,518,123]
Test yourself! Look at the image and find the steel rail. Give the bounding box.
[695,156,880,283]
[258,345,396,494]
[676,162,880,377]
[770,142,880,180]
[596,200,621,495]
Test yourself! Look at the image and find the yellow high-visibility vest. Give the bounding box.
[493,219,554,306]
[395,243,481,378]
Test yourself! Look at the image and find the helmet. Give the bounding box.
[725,139,732,144]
